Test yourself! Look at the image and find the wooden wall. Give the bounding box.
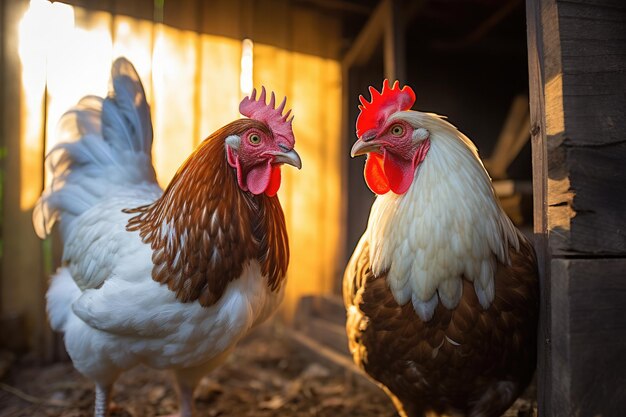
[0,0,46,355]
[526,0,626,415]
[1,0,344,356]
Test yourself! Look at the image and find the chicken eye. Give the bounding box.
[249,133,262,145]
[391,124,404,136]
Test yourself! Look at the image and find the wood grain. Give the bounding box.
[550,258,626,417]
[528,0,626,414]
[525,0,552,414]
[548,0,626,256]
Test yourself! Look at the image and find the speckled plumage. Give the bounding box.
[344,109,539,417]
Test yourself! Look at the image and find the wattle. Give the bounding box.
[245,161,282,196]
[364,150,414,195]
[364,153,390,194]
[265,165,282,197]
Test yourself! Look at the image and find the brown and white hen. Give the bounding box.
[34,58,301,417]
[344,80,538,417]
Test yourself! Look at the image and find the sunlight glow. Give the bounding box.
[17,0,78,209]
[240,38,254,97]
[17,1,342,317]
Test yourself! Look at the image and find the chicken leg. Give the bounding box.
[94,383,112,417]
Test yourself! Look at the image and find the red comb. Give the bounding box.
[239,87,295,147]
[356,80,416,138]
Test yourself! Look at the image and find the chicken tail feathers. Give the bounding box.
[46,267,81,333]
[33,58,157,240]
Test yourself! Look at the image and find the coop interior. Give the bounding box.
[1,0,535,416]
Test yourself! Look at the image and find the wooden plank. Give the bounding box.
[342,0,388,69]
[307,318,349,355]
[528,2,626,414]
[295,295,346,327]
[338,63,350,294]
[162,0,199,32]
[294,295,348,355]
[546,0,626,256]
[486,94,530,179]
[310,294,346,326]
[110,0,154,22]
[569,144,626,254]
[59,0,155,21]
[525,0,555,414]
[1,0,47,356]
[200,0,242,39]
[0,0,6,316]
[289,330,371,382]
[383,0,405,82]
[550,259,626,417]
[320,17,344,293]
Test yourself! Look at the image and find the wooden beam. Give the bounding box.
[0,0,5,316]
[383,0,405,83]
[432,0,523,50]
[485,94,530,179]
[527,0,626,414]
[525,0,555,414]
[1,0,47,356]
[294,0,373,15]
[294,295,349,355]
[338,64,350,293]
[342,0,421,81]
[342,0,388,70]
[289,330,369,381]
[547,0,626,256]
[550,259,626,416]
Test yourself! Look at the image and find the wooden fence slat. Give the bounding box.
[525,0,554,414]
[551,258,626,416]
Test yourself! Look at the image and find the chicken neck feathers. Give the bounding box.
[364,111,522,321]
[125,119,289,307]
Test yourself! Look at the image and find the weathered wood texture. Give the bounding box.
[550,258,626,416]
[525,0,554,413]
[527,0,626,414]
[545,0,626,256]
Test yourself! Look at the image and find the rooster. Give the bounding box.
[33,58,301,417]
[344,80,538,417]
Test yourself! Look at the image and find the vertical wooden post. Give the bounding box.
[1,0,47,355]
[383,0,405,83]
[525,0,551,413]
[526,0,626,415]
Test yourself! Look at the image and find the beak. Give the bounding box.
[272,148,302,169]
[351,139,381,157]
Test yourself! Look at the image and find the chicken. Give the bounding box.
[33,58,301,417]
[343,80,538,417]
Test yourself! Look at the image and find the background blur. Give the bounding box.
[0,0,531,359]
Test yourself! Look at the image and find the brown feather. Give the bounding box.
[344,236,539,417]
[125,119,289,307]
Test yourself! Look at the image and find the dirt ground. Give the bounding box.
[0,324,536,417]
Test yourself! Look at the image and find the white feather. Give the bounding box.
[37,58,283,388]
[33,58,157,241]
[365,110,520,315]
